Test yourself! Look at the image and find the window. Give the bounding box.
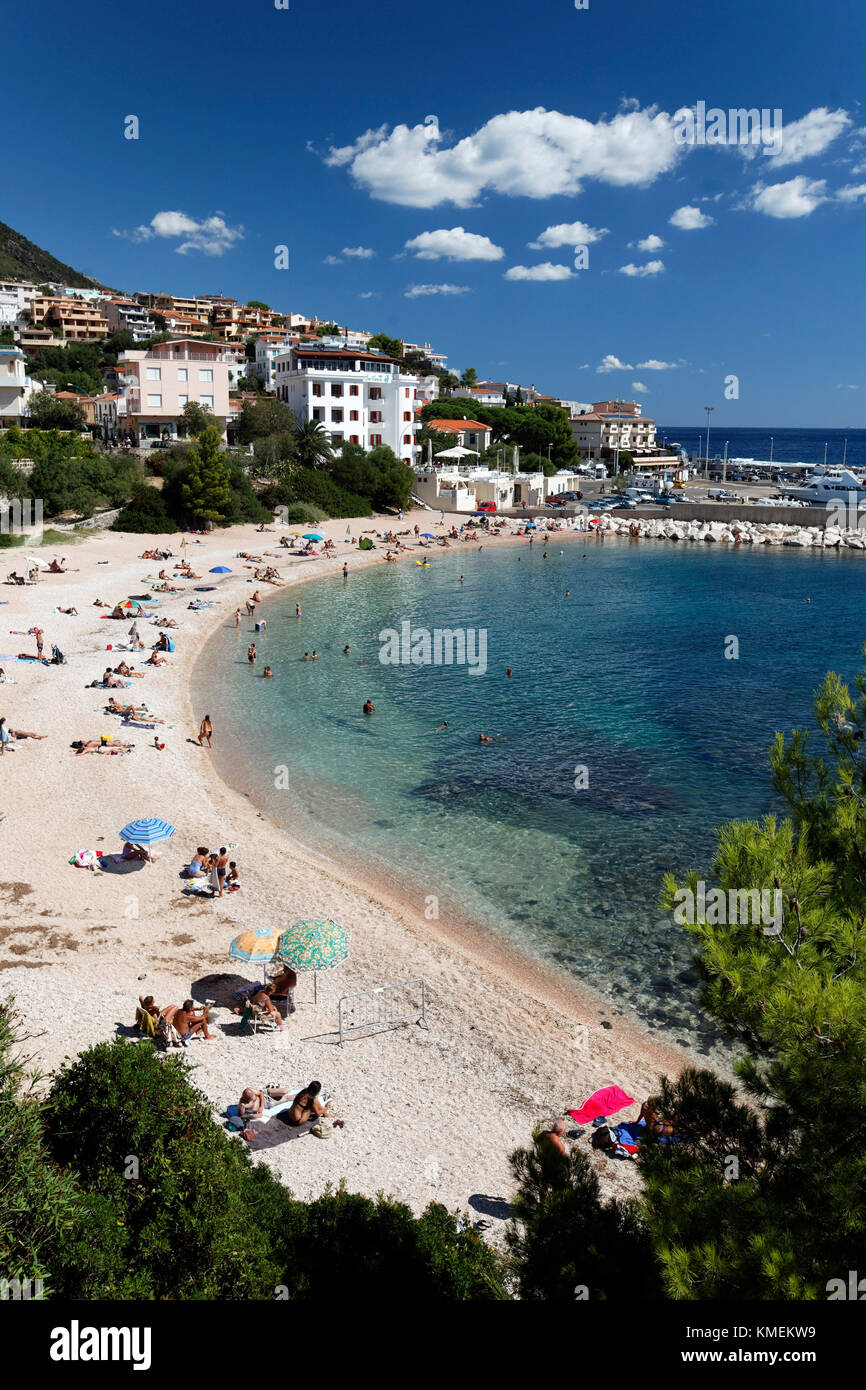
[370,433,382,446]
[178,394,188,407]
[177,368,188,382]
[313,407,325,421]
[404,388,409,397]
[403,412,411,421]
[349,384,359,396]
[146,367,161,381]
[350,434,360,445]
[350,410,359,421]
[331,384,343,397]
[199,395,214,409]
[198,368,213,382]
[370,387,382,399]
[330,433,343,445]
[312,383,324,396]
[403,434,412,445]
[146,393,162,407]
[331,408,343,423]
[370,411,382,423]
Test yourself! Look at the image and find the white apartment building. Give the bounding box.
[102,298,155,342]
[43,283,105,301]
[118,338,230,442]
[413,462,579,512]
[0,281,38,317]
[0,346,39,423]
[274,345,430,462]
[571,403,657,462]
[254,333,295,389]
[222,342,249,387]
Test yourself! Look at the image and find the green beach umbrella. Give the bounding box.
[276,919,349,1003]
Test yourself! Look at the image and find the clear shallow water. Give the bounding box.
[197,539,866,1063]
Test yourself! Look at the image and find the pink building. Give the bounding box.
[118,338,230,442]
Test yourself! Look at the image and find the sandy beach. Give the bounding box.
[0,510,696,1225]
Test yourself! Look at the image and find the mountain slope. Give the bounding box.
[0,220,105,289]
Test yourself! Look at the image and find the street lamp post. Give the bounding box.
[769,436,774,465]
[723,441,729,482]
[704,406,714,477]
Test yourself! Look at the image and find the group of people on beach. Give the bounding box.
[185,843,240,897]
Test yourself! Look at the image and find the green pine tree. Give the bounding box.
[179,424,233,525]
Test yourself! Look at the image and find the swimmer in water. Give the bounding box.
[363,699,375,714]
[263,665,273,678]
[506,667,513,678]
[343,644,350,654]
[479,733,493,743]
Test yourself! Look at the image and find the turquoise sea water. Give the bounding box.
[197,538,866,1062]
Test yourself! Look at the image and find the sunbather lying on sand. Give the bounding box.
[285,1081,343,1127]
[48,558,77,573]
[106,697,159,720]
[237,1086,293,1121]
[145,651,167,667]
[72,740,135,754]
[9,728,47,741]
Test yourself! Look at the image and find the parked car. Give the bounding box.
[476,501,497,513]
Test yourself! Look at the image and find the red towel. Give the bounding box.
[568,1084,635,1126]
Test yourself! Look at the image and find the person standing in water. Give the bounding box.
[248,643,257,664]
[198,715,213,748]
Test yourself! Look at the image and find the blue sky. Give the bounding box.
[6,0,866,425]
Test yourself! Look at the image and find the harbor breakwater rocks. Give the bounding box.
[594,515,866,549]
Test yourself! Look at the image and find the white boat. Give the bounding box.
[783,466,866,505]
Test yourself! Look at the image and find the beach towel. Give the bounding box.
[568,1084,636,1127]
[246,1116,317,1150]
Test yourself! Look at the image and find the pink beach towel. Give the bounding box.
[568,1085,635,1126]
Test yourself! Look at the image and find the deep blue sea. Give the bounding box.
[662,425,866,467]
[198,537,866,1062]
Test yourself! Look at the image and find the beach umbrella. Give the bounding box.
[118,817,175,846]
[420,532,435,538]
[302,533,324,542]
[209,566,232,573]
[229,926,281,964]
[276,919,349,1004]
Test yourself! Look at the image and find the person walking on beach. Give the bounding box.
[34,627,44,659]
[198,715,213,748]
[235,608,242,627]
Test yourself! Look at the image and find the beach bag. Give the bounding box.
[311,1117,335,1140]
[591,1125,612,1150]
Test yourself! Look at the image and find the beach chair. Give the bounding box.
[244,1000,279,1035]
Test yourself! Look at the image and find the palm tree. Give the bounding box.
[294,418,333,469]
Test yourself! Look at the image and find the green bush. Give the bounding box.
[43,1038,507,1300]
[0,1000,83,1292]
[259,471,371,519]
[112,483,179,534]
[285,503,328,524]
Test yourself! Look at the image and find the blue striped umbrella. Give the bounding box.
[118,817,176,846]
[276,919,349,1003]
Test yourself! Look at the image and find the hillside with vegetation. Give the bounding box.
[0,218,105,289]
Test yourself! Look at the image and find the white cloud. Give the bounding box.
[342,246,375,258]
[504,262,574,281]
[747,176,828,218]
[323,105,685,208]
[619,259,665,277]
[323,255,343,265]
[359,291,378,299]
[403,283,471,298]
[528,220,609,249]
[634,233,665,251]
[632,381,649,393]
[669,205,714,230]
[596,354,633,373]
[404,227,504,261]
[637,359,678,370]
[836,183,866,203]
[835,382,860,390]
[768,107,851,167]
[114,210,244,256]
